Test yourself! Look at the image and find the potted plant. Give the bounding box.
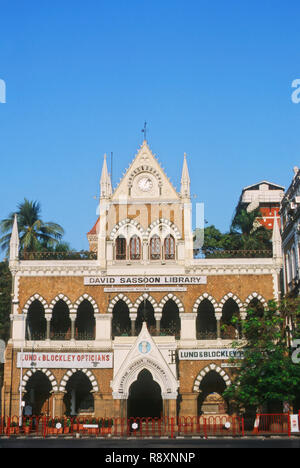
[24,419,30,435]
[64,418,71,434]
[47,419,53,435]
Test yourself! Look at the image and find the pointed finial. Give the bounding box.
[10,214,19,262]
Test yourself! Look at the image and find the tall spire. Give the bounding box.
[9,214,19,262]
[180,152,190,198]
[100,153,112,199]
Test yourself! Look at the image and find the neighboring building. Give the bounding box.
[280,167,300,296]
[1,140,282,421]
[236,181,285,230]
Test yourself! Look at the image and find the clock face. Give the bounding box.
[138,176,153,192]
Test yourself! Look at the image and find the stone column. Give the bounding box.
[180,313,197,341]
[130,313,137,336]
[45,315,51,341]
[95,314,112,341]
[70,314,76,340]
[155,313,162,336]
[53,391,66,418]
[215,312,222,340]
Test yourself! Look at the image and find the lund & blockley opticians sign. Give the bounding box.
[17,352,113,369]
[179,349,245,360]
[84,275,207,285]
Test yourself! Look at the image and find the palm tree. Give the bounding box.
[230,207,272,254]
[0,199,65,256]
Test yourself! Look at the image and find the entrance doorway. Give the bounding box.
[127,369,163,418]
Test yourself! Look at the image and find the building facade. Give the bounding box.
[2,141,283,421]
[280,167,300,296]
[236,180,285,230]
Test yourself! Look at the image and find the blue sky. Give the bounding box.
[0,0,300,255]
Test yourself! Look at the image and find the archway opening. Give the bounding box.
[112,299,131,337]
[196,299,217,339]
[221,298,241,339]
[23,371,52,416]
[75,299,95,340]
[127,369,163,419]
[197,370,227,416]
[136,300,156,335]
[160,299,180,338]
[26,300,47,340]
[63,371,94,416]
[50,300,71,340]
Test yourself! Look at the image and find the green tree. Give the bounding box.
[0,261,11,342]
[223,299,300,416]
[0,199,65,256]
[230,207,272,253]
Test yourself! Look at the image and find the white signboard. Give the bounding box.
[84,275,207,286]
[179,349,245,360]
[290,414,299,433]
[17,352,113,369]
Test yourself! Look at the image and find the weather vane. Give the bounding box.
[141,121,147,142]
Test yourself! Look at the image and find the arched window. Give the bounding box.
[50,300,71,340]
[26,300,47,340]
[116,236,126,260]
[164,234,175,260]
[130,235,141,260]
[150,235,161,260]
[75,300,95,340]
[196,299,217,339]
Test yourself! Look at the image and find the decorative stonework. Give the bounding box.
[107,293,133,315]
[21,368,58,393]
[59,368,99,393]
[192,294,218,314]
[158,293,185,314]
[193,364,232,392]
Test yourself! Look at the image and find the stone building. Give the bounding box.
[1,140,282,421]
[280,166,300,296]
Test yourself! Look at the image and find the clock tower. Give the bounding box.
[91,140,194,267]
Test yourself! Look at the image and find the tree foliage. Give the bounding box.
[0,198,65,256]
[223,299,300,412]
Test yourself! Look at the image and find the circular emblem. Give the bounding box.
[138,341,151,354]
[138,176,153,192]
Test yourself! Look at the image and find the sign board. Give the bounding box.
[290,414,299,433]
[178,349,245,361]
[17,352,113,369]
[84,275,207,286]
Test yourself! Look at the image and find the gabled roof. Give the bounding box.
[242,180,285,192]
[87,218,99,236]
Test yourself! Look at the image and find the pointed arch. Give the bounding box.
[108,293,134,314]
[74,294,99,314]
[49,294,73,311]
[219,293,244,312]
[193,293,218,314]
[244,293,267,310]
[133,293,158,312]
[21,368,58,393]
[193,364,232,392]
[158,293,184,313]
[110,218,145,241]
[59,369,99,393]
[146,218,181,240]
[23,294,48,313]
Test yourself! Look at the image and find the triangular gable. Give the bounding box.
[111,322,178,399]
[112,141,180,201]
